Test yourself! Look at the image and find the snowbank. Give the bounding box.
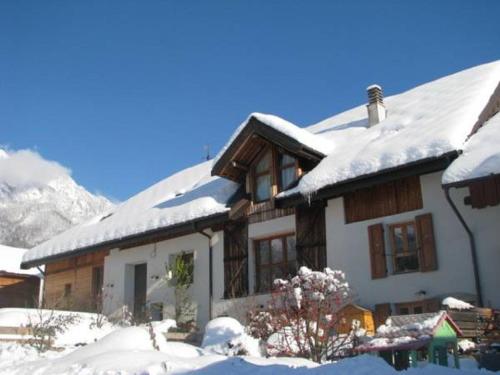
[202,317,263,357]
[443,111,500,184]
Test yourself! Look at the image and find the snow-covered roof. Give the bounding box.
[0,245,39,276]
[22,160,238,265]
[442,297,474,311]
[358,311,461,352]
[283,60,500,197]
[213,112,334,165]
[443,111,500,185]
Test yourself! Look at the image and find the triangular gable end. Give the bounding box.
[212,114,331,182]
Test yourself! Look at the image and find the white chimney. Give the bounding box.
[366,84,386,127]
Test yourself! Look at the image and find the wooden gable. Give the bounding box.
[212,116,325,182]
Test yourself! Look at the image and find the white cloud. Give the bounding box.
[0,148,71,187]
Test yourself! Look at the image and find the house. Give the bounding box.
[356,311,462,370]
[21,60,500,330]
[0,245,40,308]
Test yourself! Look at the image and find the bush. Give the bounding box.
[248,266,353,362]
[27,308,79,352]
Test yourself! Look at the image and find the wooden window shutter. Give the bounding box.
[368,223,387,279]
[374,303,392,327]
[415,213,438,272]
[223,221,249,298]
[295,202,327,270]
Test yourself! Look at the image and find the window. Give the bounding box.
[389,221,419,273]
[278,153,297,191]
[254,150,272,202]
[255,234,297,293]
[92,266,104,299]
[64,283,72,298]
[169,252,194,285]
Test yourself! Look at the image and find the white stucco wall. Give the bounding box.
[325,171,500,309]
[103,230,223,328]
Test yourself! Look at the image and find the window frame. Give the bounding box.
[254,233,296,293]
[388,221,420,274]
[252,148,273,203]
[277,152,298,192]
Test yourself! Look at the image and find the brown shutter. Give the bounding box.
[223,221,249,298]
[295,202,327,270]
[368,223,387,279]
[374,303,392,327]
[415,213,438,272]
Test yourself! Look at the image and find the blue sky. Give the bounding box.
[1,1,499,201]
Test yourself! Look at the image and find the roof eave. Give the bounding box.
[21,212,229,269]
[442,172,500,189]
[278,151,459,207]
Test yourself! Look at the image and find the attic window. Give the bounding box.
[254,150,272,202]
[278,153,297,191]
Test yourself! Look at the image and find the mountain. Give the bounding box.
[0,149,114,248]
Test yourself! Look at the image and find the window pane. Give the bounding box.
[281,167,296,190]
[271,266,283,283]
[271,238,283,263]
[256,151,271,173]
[413,306,423,314]
[396,254,419,272]
[393,227,404,253]
[287,236,296,261]
[407,224,417,253]
[280,153,295,166]
[258,240,270,265]
[258,267,270,293]
[256,174,271,201]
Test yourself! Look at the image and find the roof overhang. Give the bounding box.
[21,212,229,269]
[212,116,327,182]
[442,172,500,189]
[278,151,459,207]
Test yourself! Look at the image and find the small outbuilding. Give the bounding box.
[357,311,462,370]
[338,304,375,336]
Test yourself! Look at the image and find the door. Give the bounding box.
[134,263,147,320]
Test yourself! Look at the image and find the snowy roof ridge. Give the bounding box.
[287,60,500,197]
[22,160,239,266]
[442,111,500,185]
[213,112,334,166]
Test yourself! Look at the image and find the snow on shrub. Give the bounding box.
[249,266,353,363]
[202,317,263,357]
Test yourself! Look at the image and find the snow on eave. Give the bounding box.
[442,111,500,186]
[213,112,334,167]
[0,244,40,276]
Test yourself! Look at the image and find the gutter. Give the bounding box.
[443,186,483,307]
[197,227,214,321]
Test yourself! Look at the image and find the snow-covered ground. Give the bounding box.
[0,309,494,375]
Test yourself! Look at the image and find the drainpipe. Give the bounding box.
[36,266,46,308]
[197,229,214,321]
[443,186,483,307]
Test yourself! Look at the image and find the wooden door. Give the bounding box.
[134,263,147,319]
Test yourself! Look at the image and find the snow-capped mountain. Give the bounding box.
[0,149,113,248]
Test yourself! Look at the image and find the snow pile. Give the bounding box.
[458,339,477,353]
[443,111,500,184]
[0,308,116,347]
[283,60,500,197]
[442,297,474,311]
[0,245,39,276]
[214,113,334,165]
[202,317,263,357]
[23,160,238,265]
